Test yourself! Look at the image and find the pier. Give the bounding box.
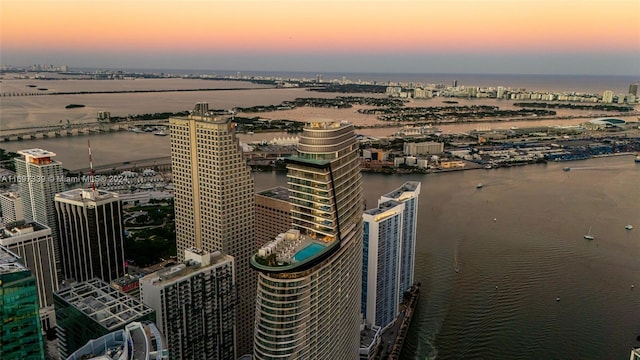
[387,284,420,360]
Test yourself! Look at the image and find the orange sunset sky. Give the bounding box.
[1,0,639,75]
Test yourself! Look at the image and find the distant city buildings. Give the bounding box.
[255,186,291,248]
[54,278,155,359]
[55,189,126,284]
[251,121,363,359]
[169,102,256,355]
[0,221,59,331]
[384,84,638,104]
[0,245,46,359]
[139,249,236,359]
[629,82,639,96]
[602,90,614,104]
[403,141,444,156]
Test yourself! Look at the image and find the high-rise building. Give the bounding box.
[380,182,421,294]
[362,200,405,329]
[15,148,64,273]
[66,321,169,360]
[255,186,291,247]
[0,191,25,226]
[0,221,59,331]
[251,121,363,359]
[140,249,236,359]
[169,102,256,355]
[55,189,125,283]
[0,245,45,359]
[54,278,155,358]
[629,82,639,96]
[602,90,614,104]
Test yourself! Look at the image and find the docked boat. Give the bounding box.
[625,225,633,230]
[635,152,640,163]
[154,131,168,136]
[584,226,594,240]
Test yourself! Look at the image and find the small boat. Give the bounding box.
[476,183,483,189]
[584,226,594,240]
[635,153,640,163]
[563,167,571,172]
[154,131,168,136]
[556,297,560,302]
[625,225,633,230]
[493,218,497,222]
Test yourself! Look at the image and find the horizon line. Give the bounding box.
[10,65,639,78]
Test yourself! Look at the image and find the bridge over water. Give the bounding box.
[0,119,169,142]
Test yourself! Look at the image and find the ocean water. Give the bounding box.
[75,68,639,94]
[1,73,639,359]
[252,156,640,360]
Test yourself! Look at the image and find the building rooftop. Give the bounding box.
[0,191,21,200]
[65,321,168,360]
[0,221,50,241]
[55,278,154,331]
[251,229,338,273]
[364,200,403,216]
[359,324,381,348]
[140,250,232,287]
[382,181,421,201]
[17,148,57,158]
[0,245,28,275]
[55,189,119,202]
[257,186,290,201]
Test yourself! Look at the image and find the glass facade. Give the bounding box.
[362,200,404,329]
[380,182,421,294]
[0,245,45,359]
[253,121,363,360]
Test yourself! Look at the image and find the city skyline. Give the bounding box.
[2,0,639,76]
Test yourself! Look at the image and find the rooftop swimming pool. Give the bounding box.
[294,243,326,262]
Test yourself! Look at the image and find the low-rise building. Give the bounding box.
[54,278,155,358]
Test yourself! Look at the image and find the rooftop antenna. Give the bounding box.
[88,140,96,191]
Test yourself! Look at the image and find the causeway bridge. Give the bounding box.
[0,119,169,142]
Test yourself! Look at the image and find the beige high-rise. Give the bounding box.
[170,103,256,356]
[251,121,363,359]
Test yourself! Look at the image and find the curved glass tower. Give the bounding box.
[251,121,363,359]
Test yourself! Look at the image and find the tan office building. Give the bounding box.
[169,103,256,356]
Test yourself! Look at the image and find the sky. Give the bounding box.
[1,0,639,75]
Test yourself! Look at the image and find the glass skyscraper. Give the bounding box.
[0,245,45,359]
[55,189,126,284]
[251,121,363,359]
[379,181,421,294]
[362,200,405,329]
